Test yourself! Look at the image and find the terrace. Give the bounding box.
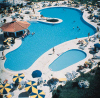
[0,0,100,98]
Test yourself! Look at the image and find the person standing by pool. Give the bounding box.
[2,51,6,60]
[53,47,55,54]
[2,51,5,60]
[88,32,90,41]
[2,51,4,57]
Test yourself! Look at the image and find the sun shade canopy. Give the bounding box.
[1,20,30,32]
[0,83,11,94]
[13,73,25,83]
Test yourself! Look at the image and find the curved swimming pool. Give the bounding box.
[4,7,96,71]
[49,49,87,71]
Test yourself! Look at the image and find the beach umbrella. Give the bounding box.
[25,81,37,93]
[94,43,100,49]
[30,89,45,98]
[1,20,30,32]
[0,83,11,94]
[32,70,42,78]
[13,73,25,83]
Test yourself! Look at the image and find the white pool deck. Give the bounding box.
[0,2,100,98]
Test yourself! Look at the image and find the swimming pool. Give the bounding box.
[49,49,87,71]
[4,7,96,71]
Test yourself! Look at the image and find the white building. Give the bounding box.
[7,0,27,5]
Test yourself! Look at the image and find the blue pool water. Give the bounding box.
[4,7,96,71]
[49,49,86,71]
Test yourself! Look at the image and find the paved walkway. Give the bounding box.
[0,2,100,98]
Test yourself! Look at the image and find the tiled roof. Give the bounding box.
[1,20,30,32]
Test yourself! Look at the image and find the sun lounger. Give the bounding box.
[82,40,88,47]
[88,59,97,65]
[89,37,95,42]
[77,40,83,44]
[65,75,71,81]
[89,47,99,53]
[18,84,22,90]
[50,84,56,91]
[65,72,74,80]
[85,39,89,43]
[48,3,52,6]
[54,3,58,6]
[65,73,71,81]
[6,92,14,98]
[92,35,97,40]
[79,45,85,50]
[79,68,87,73]
[3,79,7,84]
[92,61,97,66]
[88,15,93,19]
[72,71,79,78]
[93,55,100,59]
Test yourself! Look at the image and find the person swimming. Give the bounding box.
[32,32,35,35]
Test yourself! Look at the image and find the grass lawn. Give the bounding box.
[52,67,100,98]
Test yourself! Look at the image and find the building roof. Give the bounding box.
[1,20,30,32]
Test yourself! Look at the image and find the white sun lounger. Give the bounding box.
[79,45,85,50]
[65,72,74,81]
[93,55,100,59]
[72,71,79,78]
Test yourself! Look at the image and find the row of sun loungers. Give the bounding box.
[78,39,88,50]
[49,53,99,91]
[65,71,79,81]
[77,58,98,73]
[78,35,99,50]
